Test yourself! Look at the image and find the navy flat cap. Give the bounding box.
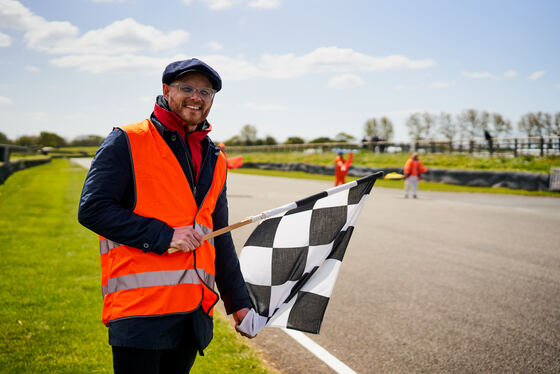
[162,58,222,92]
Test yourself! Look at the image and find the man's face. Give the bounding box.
[163,72,214,129]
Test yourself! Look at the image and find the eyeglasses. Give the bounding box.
[169,83,216,101]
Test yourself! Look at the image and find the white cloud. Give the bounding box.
[0,32,11,47]
[206,41,224,51]
[48,47,436,80]
[183,0,242,10]
[25,65,39,72]
[90,0,129,2]
[34,18,188,55]
[327,74,365,89]
[49,53,188,74]
[210,47,436,80]
[461,71,496,79]
[0,96,14,105]
[503,70,518,78]
[244,102,285,111]
[0,0,43,30]
[0,1,188,54]
[248,0,281,9]
[528,70,545,80]
[63,18,188,55]
[431,80,455,88]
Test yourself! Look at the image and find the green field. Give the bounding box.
[231,151,560,173]
[0,159,276,373]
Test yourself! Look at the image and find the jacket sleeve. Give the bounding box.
[403,159,411,174]
[78,128,174,254]
[212,181,252,314]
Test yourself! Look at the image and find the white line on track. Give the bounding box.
[281,329,357,374]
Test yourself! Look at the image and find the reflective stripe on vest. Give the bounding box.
[99,119,227,325]
[101,268,215,297]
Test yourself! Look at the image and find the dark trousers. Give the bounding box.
[112,340,198,374]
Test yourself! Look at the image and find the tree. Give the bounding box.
[0,131,11,144]
[421,112,435,139]
[238,124,258,145]
[364,117,393,140]
[405,112,430,140]
[263,136,277,145]
[553,112,560,136]
[38,131,66,147]
[488,113,512,138]
[284,136,305,144]
[438,112,457,141]
[224,135,241,146]
[518,112,548,137]
[378,117,394,140]
[309,137,332,144]
[543,113,555,136]
[15,135,39,147]
[334,132,355,142]
[364,118,378,139]
[457,109,489,139]
[70,135,105,147]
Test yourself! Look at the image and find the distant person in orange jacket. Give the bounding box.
[334,151,347,186]
[403,152,428,198]
[334,150,357,186]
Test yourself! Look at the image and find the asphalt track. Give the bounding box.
[73,159,560,373]
[225,173,560,374]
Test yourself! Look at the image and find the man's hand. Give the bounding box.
[168,226,202,252]
[233,307,256,338]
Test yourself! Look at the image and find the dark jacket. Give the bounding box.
[78,96,251,351]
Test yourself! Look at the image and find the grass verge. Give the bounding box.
[230,168,560,197]
[231,151,560,173]
[0,159,276,373]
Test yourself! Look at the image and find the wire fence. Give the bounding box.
[226,136,560,157]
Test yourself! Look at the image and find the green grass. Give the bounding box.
[231,151,560,173]
[231,168,560,197]
[0,159,276,373]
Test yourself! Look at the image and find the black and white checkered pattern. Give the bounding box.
[239,174,378,334]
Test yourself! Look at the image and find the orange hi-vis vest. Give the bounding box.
[99,119,227,325]
[404,158,427,179]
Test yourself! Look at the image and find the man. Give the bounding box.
[334,151,347,186]
[78,58,253,373]
[334,151,353,186]
[403,152,428,198]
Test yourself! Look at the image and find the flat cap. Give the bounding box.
[162,58,222,92]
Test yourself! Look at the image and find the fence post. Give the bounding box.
[0,145,9,163]
[514,138,518,157]
[540,137,544,157]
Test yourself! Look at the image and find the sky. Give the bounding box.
[0,0,559,143]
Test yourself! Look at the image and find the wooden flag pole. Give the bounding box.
[168,217,254,254]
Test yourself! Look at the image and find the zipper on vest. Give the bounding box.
[192,146,212,228]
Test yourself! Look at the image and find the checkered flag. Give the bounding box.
[238,173,381,335]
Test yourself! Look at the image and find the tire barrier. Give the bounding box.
[241,162,551,192]
[0,158,51,185]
